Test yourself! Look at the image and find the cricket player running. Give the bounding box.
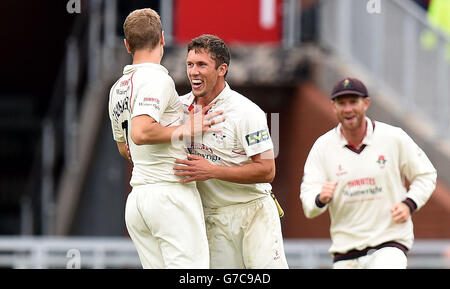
[173,34,288,269]
[108,9,223,269]
[300,77,437,269]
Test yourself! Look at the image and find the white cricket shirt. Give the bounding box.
[180,83,273,208]
[108,63,186,186]
[300,117,436,255]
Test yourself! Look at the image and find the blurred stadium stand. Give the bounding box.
[0,0,449,268]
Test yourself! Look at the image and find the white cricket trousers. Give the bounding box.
[333,247,407,269]
[204,195,289,269]
[125,182,209,269]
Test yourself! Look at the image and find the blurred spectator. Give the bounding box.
[412,0,431,10]
[420,0,450,61]
[427,0,450,35]
[300,0,320,43]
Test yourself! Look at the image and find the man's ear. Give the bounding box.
[363,96,371,110]
[161,31,165,46]
[124,39,132,54]
[218,63,228,77]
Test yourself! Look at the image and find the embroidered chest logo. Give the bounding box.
[212,131,226,144]
[376,155,387,168]
[336,164,348,176]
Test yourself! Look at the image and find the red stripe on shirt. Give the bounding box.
[129,71,136,113]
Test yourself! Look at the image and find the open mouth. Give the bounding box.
[344,115,355,120]
[344,116,356,123]
[191,79,204,90]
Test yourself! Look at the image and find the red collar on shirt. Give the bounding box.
[344,121,376,154]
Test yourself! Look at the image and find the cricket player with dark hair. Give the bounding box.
[108,9,223,269]
[173,34,288,269]
[300,77,437,269]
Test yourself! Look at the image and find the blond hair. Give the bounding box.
[123,8,162,53]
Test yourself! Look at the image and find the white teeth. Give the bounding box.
[192,80,202,85]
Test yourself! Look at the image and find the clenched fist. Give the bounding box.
[391,203,410,223]
[319,181,338,204]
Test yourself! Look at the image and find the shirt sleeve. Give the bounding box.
[109,117,126,143]
[108,87,126,143]
[237,108,273,157]
[131,76,173,123]
[300,138,329,218]
[398,128,437,211]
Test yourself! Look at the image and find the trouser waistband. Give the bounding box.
[333,241,408,263]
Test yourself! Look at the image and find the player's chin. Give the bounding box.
[192,86,206,97]
[341,119,356,129]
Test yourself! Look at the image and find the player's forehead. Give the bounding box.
[187,48,214,63]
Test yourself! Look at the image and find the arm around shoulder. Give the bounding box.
[131,115,179,145]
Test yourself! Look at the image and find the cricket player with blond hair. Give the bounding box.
[108,9,223,269]
[300,77,437,269]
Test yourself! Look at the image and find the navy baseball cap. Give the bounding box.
[331,77,368,100]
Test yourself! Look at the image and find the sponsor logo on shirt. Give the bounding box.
[189,142,214,154]
[115,88,127,95]
[343,177,383,202]
[187,148,221,162]
[245,129,270,146]
[144,97,160,104]
[347,177,376,188]
[138,97,160,111]
[187,143,221,162]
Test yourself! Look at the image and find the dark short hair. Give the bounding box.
[187,34,230,75]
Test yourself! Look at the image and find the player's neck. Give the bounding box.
[132,47,163,65]
[341,119,367,149]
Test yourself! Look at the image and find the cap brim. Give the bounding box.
[331,90,366,99]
